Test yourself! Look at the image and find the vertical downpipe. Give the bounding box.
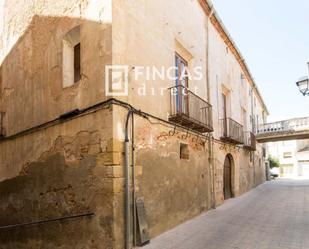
[125,111,133,249]
[206,5,215,209]
[251,88,256,187]
[132,114,137,246]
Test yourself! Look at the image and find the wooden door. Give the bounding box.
[223,156,232,200]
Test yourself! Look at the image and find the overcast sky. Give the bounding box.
[212,0,309,121]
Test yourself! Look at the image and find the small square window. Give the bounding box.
[283,152,292,158]
[180,143,189,160]
[250,152,253,162]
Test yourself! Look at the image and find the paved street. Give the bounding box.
[143,179,309,249]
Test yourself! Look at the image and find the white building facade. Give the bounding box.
[268,140,309,178]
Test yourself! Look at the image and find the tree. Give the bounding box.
[267,155,280,169]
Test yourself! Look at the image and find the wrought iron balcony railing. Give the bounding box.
[168,85,213,133]
[243,131,256,151]
[257,117,309,135]
[220,118,244,144]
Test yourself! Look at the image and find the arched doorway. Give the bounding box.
[223,154,234,200]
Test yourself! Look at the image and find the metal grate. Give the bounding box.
[168,85,213,133]
[220,118,244,144]
[243,131,256,151]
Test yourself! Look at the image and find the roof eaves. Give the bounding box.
[199,0,269,115]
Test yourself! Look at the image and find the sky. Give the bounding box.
[212,0,309,122]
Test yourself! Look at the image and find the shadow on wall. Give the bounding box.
[0,14,112,136]
[0,154,105,248]
[0,14,114,249]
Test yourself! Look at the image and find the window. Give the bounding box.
[240,73,245,86]
[222,93,228,135]
[175,53,188,88]
[0,69,4,137]
[256,115,259,131]
[283,152,292,158]
[222,93,228,118]
[242,108,247,131]
[74,43,81,83]
[63,26,81,87]
[250,115,255,131]
[262,147,266,158]
[175,53,189,115]
[180,143,189,160]
[0,66,2,92]
[0,112,5,137]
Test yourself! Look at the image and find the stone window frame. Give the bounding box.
[62,25,81,88]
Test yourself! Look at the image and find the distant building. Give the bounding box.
[268,140,309,178]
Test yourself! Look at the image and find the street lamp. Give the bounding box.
[296,62,309,96]
[296,78,309,96]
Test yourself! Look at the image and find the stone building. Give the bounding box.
[0,0,268,248]
[268,140,309,178]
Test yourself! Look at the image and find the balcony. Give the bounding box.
[220,118,244,144]
[243,131,256,151]
[257,117,309,134]
[168,85,213,133]
[256,117,309,143]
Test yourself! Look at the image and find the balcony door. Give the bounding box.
[222,93,227,136]
[242,108,247,131]
[175,53,189,115]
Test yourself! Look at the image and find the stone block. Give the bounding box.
[97,152,122,166]
[105,165,124,178]
[113,178,125,193]
[88,143,102,155]
[106,139,124,152]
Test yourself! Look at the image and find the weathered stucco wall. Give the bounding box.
[135,116,211,238]
[112,0,208,117]
[0,107,124,249]
[0,0,268,247]
[0,0,112,136]
[111,106,265,242]
[111,0,266,228]
[111,105,211,242]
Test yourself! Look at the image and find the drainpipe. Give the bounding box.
[250,87,256,187]
[131,114,137,247]
[206,4,215,209]
[124,110,133,249]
